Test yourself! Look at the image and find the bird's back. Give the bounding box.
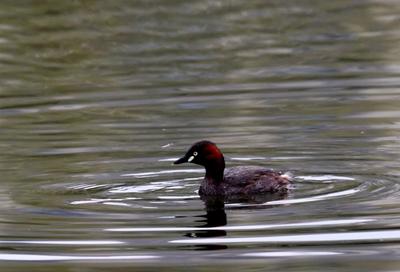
[222,166,291,195]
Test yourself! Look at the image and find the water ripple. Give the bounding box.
[0,253,159,262]
[106,219,373,232]
[1,0,400,269]
[170,229,400,245]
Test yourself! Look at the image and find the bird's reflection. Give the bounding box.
[184,192,288,250]
[184,196,227,250]
[185,196,226,238]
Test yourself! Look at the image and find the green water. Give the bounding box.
[1,1,400,271]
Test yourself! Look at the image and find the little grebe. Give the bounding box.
[174,141,291,196]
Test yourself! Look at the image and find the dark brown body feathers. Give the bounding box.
[174,141,292,198]
[199,166,290,196]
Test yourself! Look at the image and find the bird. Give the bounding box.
[174,141,292,199]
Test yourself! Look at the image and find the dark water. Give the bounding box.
[1,1,400,271]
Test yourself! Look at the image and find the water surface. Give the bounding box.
[1,1,400,271]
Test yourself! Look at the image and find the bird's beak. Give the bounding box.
[174,156,188,164]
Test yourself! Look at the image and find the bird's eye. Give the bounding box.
[193,151,198,156]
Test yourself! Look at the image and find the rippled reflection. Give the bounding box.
[170,230,400,245]
[0,253,159,261]
[1,0,400,271]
